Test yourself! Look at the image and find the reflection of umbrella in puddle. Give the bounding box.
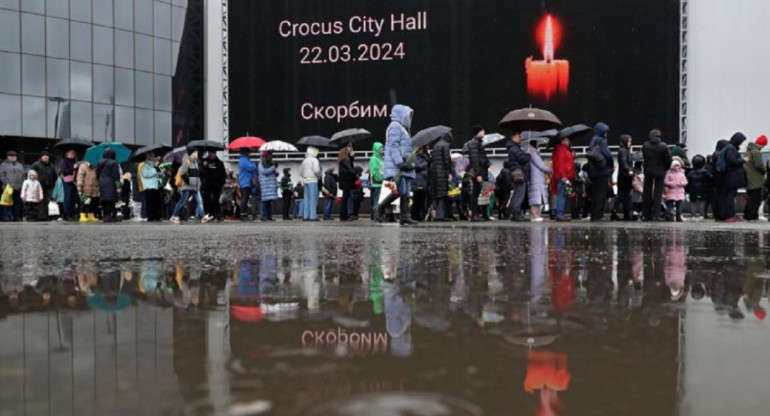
[304,392,482,416]
[86,291,132,313]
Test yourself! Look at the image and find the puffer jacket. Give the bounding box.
[642,132,672,178]
[429,134,452,200]
[412,152,430,191]
[686,155,711,201]
[369,142,384,188]
[465,137,490,179]
[723,132,747,189]
[96,149,120,202]
[506,140,531,180]
[0,159,25,190]
[31,159,57,190]
[550,143,574,195]
[616,135,634,192]
[300,147,322,184]
[664,167,688,201]
[338,154,357,191]
[588,122,614,179]
[744,142,766,190]
[323,169,338,196]
[140,161,161,191]
[528,148,552,205]
[179,156,202,192]
[238,154,257,188]
[258,161,278,201]
[76,162,100,197]
[383,105,415,179]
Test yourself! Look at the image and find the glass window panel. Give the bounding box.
[93,25,113,65]
[93,0,112,27]
[135,70,152,108]
[0,52,21,94]
[46,57,69,99]
[70,61,91,101]
[153,1,170,39]
[46,0,68,19]
[134,33,152,72]
[114,30,133,69]
[115,106,134,143]
[46,17,69,59]
[93,64,113,104]
[69,0,90,23]
[46,99,70,138]
[70,21,91,62]
[22,96,46,137]
[0,10,20,53]
[21,54,45,96]
[0,0,19,11]
[171,41,179,73]
[21,13,45,55]
[171,6,185,42]
[154,111,171,145]
[70,101,92,140]
[153,38,170,75]
[0,94,21,136]
[115,68,134,106]
[93,104,114,141]
[20,0,43,14]
[172,0,187,8]
[114,0,133,31]
[134,0,152,35]
[153,74,171,111]
[135,108,153,145]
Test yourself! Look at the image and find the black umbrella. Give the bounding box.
[499,107,562,132]
[52,137,93,150]
[131,144,171,161]
[297,135,337,149]
[163,146,187,163]
[549,124,592,148]
[330,128,371,145]
[187,140,226,151]
[411,125,451,149]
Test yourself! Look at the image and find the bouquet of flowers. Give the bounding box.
[480,182,496,198]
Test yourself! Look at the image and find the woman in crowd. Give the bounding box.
[76,160,99,223]
[258,151,279,221]
[60,149,80,221]
[96,148,121,223]
[527,140,552,223]
[338,145,356,222]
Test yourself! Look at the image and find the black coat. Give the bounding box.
[412,152,430,191]
[201,157,227,190]
[465,137,490,179]
[31,160,57,191]
[723,133,747,189]
[506,141,531,180]
[338,156,357,191]
[96,158,120,202]
[495,167,513,195]
[642,137,671,178]
[429,139,452,200]
[323,171,338,196]
[617,144,634,192]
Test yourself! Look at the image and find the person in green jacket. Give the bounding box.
[369,142,384,220]
[744,135,767,220]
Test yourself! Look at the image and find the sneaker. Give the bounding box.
[132,217,143,222]
[531,217,544,223]
[170,216,180,224]
[201,214,213,224]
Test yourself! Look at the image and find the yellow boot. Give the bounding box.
[88,213,97,223]
[79,213,88,223]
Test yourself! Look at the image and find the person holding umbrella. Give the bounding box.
[382,104,417,226]
[139,152,162,222]
[258,151,279,221]
[507,133,531,222]
[59,149,81,221]
[96,148,121,222]
[338,145,357,221]
[465,126,491,222]
[170,148,212,224]
[238,149,258,220]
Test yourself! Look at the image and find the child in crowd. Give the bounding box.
[21,170,43,222]
[631,161,645,220]
[686,155,712,220]
[350,166,365,220]
[121,172,132,219]
[664,158,688,222]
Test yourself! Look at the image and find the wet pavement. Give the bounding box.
[1,221,770,415]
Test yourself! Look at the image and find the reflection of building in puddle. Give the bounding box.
[524,351,571,416]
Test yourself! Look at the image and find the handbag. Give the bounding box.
[511,169,525,185]
[1,184,13,206]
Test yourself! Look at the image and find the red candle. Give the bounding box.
[526,15,570,102]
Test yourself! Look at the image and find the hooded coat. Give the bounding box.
[412,151,430,191]
[238,154,257,189]
[664,161,688,201]
[0,158,25,190]
[300,147,322,184]
[383,105,415,179]
[528,146,552,205]
[723,133,747,189]
[506,140,531,180]
[588,123,614,179]
[338,153,357,190]
[616,135,634,191]
[369,143,384,188]
[323,169,338,196]
[744,142,766,190]
[465,136,490,179]
[21,170,43,203]
[686,155,711,201]
[96,148,120,202]
[642,131,672,178]
[76,161,100,197]
[258,158,278,201]
[429,134,453,200]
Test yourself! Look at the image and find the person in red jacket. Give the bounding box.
[551,136,576,221]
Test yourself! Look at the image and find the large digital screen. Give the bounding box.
[229,0,680,148]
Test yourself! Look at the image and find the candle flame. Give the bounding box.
[544,15,554,62]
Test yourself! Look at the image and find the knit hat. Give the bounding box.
[756,135,768,147]
[671,156,683,168]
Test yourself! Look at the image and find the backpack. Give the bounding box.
[587,146,607,168]
[716,149,727,173]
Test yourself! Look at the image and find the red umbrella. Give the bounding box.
[227,136,266,151]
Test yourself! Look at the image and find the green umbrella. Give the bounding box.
[83,143,132,166]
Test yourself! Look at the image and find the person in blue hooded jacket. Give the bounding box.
[722,132,747,222]
[258,151,279,221]
[587,122,614,221]
[238,149,258,220]
[381,104,418,225]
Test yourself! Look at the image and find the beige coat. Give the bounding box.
[77,162,100,197]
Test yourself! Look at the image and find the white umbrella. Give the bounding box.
[260,140,299,152]
[482,133,507,147]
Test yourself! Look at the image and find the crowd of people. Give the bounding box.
[1,105,768,225]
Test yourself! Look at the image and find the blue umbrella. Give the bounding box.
[86,291,133,313]
[84,143,132,166]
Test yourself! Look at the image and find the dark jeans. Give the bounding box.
[24,202,39,221]
[38,188,51,220]
[725,187,739,219]
[508,182,526,218]
[666,200,683,218]
[370,187,381,219]
[144,189,162,221]
[282,192,293,219]
[260,200,274,220]
[1,189,22,221]
[83,196,100,215]
[63,182,79,219]
[745,189,762,220]
[642,175,665,220]
[591,176,610,220]
[102,200,117,220]
[340,189,351,220]
[411,189,427,221]
[613,189,632,217]
[203,187,222,220]
[713,186,726,220]
[240,186,252,218]
[323,196,334,220]
[435,196,450,220]
[470,179,482,218]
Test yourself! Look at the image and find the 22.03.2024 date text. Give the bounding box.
[299,43,406,65]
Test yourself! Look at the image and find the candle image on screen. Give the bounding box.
[526,14,570,102]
